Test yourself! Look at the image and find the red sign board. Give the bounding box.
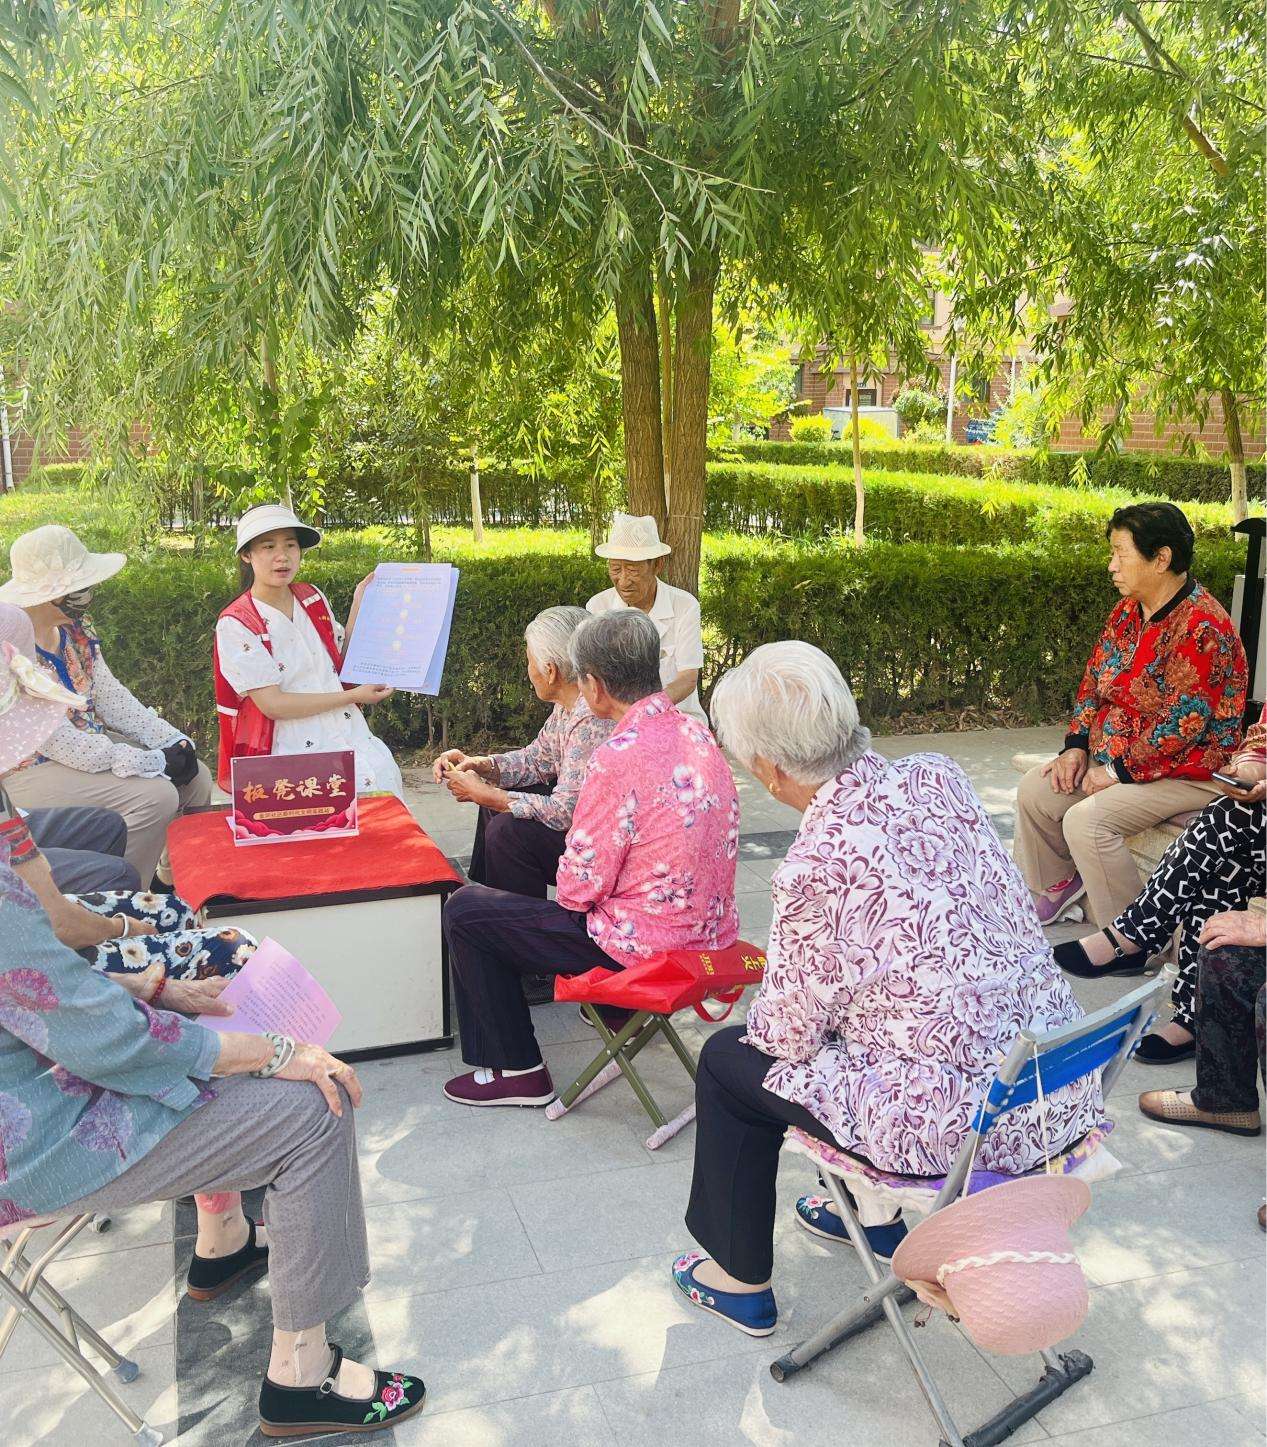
[229,750,359,846]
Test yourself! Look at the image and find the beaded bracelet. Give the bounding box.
[150,972,168,1006]
[250,1031,297,1079]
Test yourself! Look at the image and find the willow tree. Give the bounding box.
[4,0,1062,589]
[959,0,1264,518]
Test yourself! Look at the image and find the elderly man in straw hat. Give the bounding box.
[587,512,707,725]
[0,524,212,885]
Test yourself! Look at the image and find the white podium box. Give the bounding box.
[202,885,452,1059]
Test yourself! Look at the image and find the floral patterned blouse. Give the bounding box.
[14,621,185,779]
[744,751,1103,1177]
[489,697,614,832]
[1065,577,1247,783]
[0,846,219,1224]
[556,692,739,961]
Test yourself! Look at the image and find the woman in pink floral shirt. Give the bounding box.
[671,641,1103,1338]
[442,610,739,1108]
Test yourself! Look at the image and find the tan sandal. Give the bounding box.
[1139,1089,1261,1137]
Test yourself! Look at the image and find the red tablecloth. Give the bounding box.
[168,795,460,911]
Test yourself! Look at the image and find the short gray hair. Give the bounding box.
[523,605,590,683]
[569,610,662,704]
[710,641,871,784]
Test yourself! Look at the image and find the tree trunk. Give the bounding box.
[1221,388,1247,523]
[849,355,865,545]
[614,270,666,528]
[470,448,485,543]
[663,266,715,594]
[657,275,674,514]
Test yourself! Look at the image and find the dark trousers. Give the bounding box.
[442,883,613,1070]
[468,787,568,900]
[686,1025,845,1285]
[1194,943,1267,1113]
[1113,797,1265,1032]
[26,806,140,894]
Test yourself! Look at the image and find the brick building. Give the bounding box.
[774,292,1263,458]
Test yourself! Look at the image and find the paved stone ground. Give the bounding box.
[2,725,1263,1446]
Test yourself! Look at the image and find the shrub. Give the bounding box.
[23,462,95,491]
[892,386,943,433]
[705,535,1243,724]
[704,461,1248,547]
[713,438,1264,503]
[788,413,835,444]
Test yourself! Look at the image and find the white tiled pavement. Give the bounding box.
[2,726,1263,1446]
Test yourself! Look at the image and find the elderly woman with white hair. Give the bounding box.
[671,642,1102,1338]
[434,605,612,901]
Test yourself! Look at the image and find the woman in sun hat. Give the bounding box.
[214,502,403,797]
[0,524,212,884]
[0,636,428,1436]
[586,511,707,724]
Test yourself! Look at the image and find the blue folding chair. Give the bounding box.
[771,973,1167,1447]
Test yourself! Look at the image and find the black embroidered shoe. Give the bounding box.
[258,1344,427,1438]
[186,1218,269,1302]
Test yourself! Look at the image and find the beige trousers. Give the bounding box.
[1013,763,1220,927]
[3,758,214,883]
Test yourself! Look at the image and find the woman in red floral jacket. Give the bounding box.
[1015,502,1247,931]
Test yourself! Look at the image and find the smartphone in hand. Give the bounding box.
[1212,770,1258,792]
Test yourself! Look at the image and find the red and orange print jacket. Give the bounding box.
[1064,577,1248,783]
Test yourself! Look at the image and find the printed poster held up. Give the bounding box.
[339,562,459,695]
[229,749,359,845]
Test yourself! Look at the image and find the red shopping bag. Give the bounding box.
[554,940,767,1020]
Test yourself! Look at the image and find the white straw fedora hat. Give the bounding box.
[236,503,322,553]
[0,603,86,773]
[0,525,126,607]
[594,512,671,561]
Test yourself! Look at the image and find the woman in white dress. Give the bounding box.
[213,504,404,797]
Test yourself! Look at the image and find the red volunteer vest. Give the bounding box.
[214,584,345,792]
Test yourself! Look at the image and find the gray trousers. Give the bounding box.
[26,806,140,894]
[3,759,214,883]
[60,1076,370,1332]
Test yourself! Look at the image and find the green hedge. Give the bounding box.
[705,462,1247,546]
[717,439,1263,504]
[2,486,1249,752]
[705,535,1244,722]
[34,527,1249,754]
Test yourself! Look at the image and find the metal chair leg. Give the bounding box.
[658,1017,700,1080]
[555,1008,653,1108]
[0,1269,156,1441]
[772,1168,965,1445]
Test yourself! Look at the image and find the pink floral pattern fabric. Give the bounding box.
[745,750,1103,1176]
[556,692,740,961]
[490,697,614,832]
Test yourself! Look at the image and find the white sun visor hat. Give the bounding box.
[235,504,322,553]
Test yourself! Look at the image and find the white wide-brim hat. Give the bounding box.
[0,603,86,773]
[0,524,126,607]
[236,503,322,553]
[594,512,671,561]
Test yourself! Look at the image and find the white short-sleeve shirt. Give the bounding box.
[215,591,403,797]
[585,579,707,723]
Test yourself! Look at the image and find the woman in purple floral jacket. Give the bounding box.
[671,642,1104,1338]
